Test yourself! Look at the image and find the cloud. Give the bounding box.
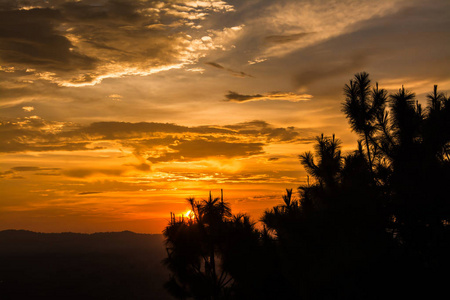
[147,140,265,163]
[0,166,61,179]
[108,94,123,101]
[0,8,97,71]
[22,106,34,112]
[0,0,238,86]
[0,170,14,178]
[242,0,404,61]
[225,91,263,102]
[0,117,101,153]
[224,120,315,143]
[264,32,315,45]
[11,166,41,172]
[127,163,152,171]
[78,192,102,195]
[63,168,125,178]
[225,91,312,102]
[0,118,316,163]
[205,62,225,69]
[205,61,253,77]
[11,166,60,172]
[283,0,450,93]
[68,121,233,140]
[34,172,61,176]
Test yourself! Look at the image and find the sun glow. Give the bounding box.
[184,210,194,219]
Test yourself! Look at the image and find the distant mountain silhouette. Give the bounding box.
[0,230,174,300]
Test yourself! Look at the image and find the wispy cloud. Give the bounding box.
[205,61,253,78]
[264,32,315,45]
[63,168,125,178]
[245,0,404,61]
[225,91,312,103]
[78,192,102,195]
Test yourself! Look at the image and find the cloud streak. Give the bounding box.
[225,91,312,103]
[0,117,316,164]
[205,61,253,78]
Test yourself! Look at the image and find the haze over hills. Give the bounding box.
[0,230,173,300]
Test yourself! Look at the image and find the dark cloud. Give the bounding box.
[63,168,124,178]
[68,121,234,140]
[224,120,270,130]
[205,62,225,69]
[205,61,253,78]
[0,0,235,85]
[0,140,98,153]
[147,140,265,163]
[0,166,61,178]
[225,91,263,102]
[0,8,97,71]
[11,166,60,172]
[0,117,98,153]
[0,118,316,163]
[0,170,14,178]
[34,172,61,176]
[11,166,41,172]
[78,192,102,195]
[225,91,312,102]
[224,120,316,143]
[264,32,315,45]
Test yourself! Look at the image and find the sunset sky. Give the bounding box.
[1,0,449,233]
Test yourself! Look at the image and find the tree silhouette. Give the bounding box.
[342,72,387,170]
[163,73,450,299]
[163,191,271,300]
[263,133,389,299]
[260,74,449,298]
[341,73,450,298]
[300,134,342,189]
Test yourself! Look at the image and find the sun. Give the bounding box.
[184,210,193,219]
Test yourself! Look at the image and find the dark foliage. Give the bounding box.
[163,192,284,300]
[164,73,450,299]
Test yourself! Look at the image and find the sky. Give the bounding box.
[1,0,449,233]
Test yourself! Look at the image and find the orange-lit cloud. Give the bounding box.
[0,0,238,86]
[0,118,316,157]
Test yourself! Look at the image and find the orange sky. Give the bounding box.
[1,0,449,233]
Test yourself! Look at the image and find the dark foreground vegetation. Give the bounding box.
[0,230,173,300]
[163,73,450,299]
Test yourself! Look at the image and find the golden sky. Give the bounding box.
[1,0,449,233]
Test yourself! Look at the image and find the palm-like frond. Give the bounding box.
[299,151,318,179]
[282,188,293,207]
[370,83,388,119]
[427,84,445,113]
[342,73,385,169]
[300,134,342,187]
[389,86,420,145]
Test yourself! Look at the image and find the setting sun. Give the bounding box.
[184,210,194,219]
